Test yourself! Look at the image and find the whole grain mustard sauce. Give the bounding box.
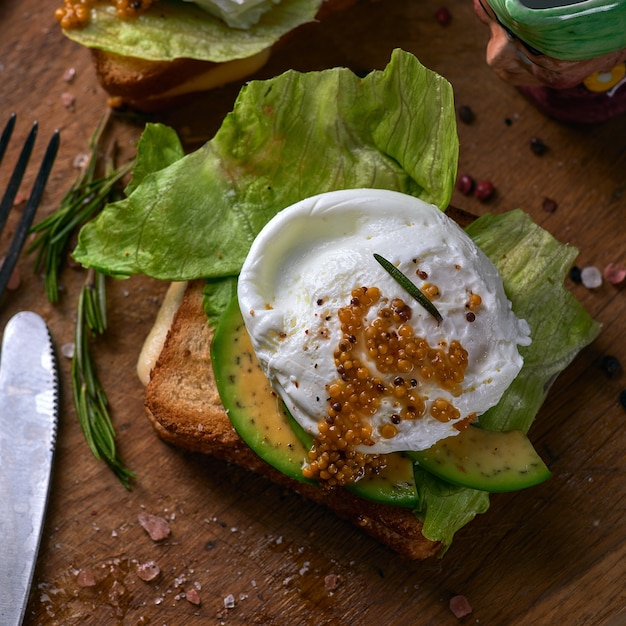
[55,0,156,29]
[302,286,478,488]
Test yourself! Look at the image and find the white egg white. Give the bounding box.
[237,189,531,454]
[184,0,278,28]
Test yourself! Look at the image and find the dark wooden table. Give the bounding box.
[1,1,625,624]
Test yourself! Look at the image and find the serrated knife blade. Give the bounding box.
[0,311,58,626]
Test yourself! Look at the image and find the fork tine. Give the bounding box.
[0,120,38,235]
[0,114,17,166]
[0,129,60,301]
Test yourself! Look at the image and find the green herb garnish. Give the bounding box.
[73,269,135,489]
[30,114,135,488]
[373,253,443,324]
[29,116,132,302]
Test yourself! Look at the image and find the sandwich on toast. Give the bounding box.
[55,0,359,111]
[74,50,600,557]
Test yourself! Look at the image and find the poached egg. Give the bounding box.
[237,189,531,455]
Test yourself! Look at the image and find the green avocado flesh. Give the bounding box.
[211,295,420,507]
[408,428,551,492]
[211,295,551,502]
[211,296,312,482]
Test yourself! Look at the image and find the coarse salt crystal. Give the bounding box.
[186,588,201,605]
[603,263,626,285]
[13,191,26,207]
[76,568,96,587]
[73,153,89,169]
[61,92,75,108]
[324,573,339,591]
[136,560,161,582]
[581,266,602,289]
[449,594,472,619]
[137,512,171,541]
[223,594,235,609]
[61,342,75,358]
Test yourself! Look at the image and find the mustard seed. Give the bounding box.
[305,285,468,487]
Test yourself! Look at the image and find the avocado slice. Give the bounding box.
[212,295,549,497]
[283,401,420,507]
[211,294,314,482]
[408,427,551,492]
[211,295,420,507]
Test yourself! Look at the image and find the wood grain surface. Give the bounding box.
[1,1,625,624]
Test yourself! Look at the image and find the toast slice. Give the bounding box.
[145,280,445,560]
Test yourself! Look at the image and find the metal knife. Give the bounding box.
[0,311,58,626]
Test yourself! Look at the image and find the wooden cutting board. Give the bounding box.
[1,1,625,624]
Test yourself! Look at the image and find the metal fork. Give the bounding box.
[0,114,60,300]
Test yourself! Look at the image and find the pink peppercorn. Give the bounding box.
[474,180,495,202]
[542,197,558,213]
[456,174,475,195]
[435,7,452,25]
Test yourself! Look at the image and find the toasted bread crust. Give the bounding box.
[145,280,443,560]
[91,0,360,111]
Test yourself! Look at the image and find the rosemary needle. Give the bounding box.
[373,253,443,324]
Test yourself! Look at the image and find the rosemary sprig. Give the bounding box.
[29,118,132,302]
[30,114,135,488]
[73,268,135,489]
[373,253,443,324]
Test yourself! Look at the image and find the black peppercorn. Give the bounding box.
[458,105,475,124]
[530,137,548,156]
[600,355,622,378]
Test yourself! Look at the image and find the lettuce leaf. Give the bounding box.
[74,49,459,278]
[415,211,601,549]
[124,123,185,196]
[63,0,324,62]
[466,211,602,433]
